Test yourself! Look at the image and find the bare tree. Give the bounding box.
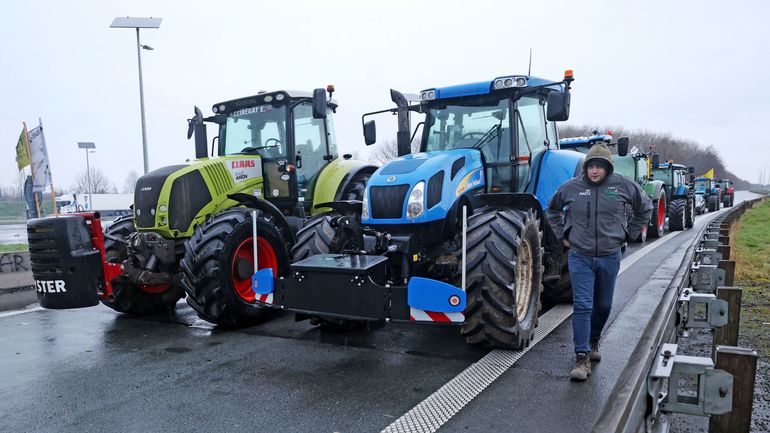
[123,170,140,193]
[367,138,422,165]
[72,168,117,194]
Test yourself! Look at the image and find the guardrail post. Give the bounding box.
[718,235,729,245]
[716,245,731,260]
[717,260,735,287]
[711,287,741,358]
[709,346,757,433]
[719,228,730,237]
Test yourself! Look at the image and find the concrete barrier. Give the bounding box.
[0,250,37,311]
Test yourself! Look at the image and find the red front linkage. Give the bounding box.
[75,212,123,300]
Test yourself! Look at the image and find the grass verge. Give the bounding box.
[0,243,28,253]
[732,198,770,358]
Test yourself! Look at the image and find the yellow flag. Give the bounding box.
[699,168,714,179]
[15,126,30,171]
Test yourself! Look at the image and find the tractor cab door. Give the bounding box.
[514,95,549,192]
[292,102,336,208]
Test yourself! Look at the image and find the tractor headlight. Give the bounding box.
[362,187,370,220]
[406,181,425,219]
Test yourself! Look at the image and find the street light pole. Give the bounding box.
[135,27,149,175]
[77,142,96,211]
[110,16,162,175]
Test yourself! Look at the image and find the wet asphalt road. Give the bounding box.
[0,193,758,433]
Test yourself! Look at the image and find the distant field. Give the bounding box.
[0,201,54,220]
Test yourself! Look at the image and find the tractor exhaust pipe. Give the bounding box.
[390,89,411,157]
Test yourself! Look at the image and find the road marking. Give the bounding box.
[381,214,723,433]
[0,306,44,319]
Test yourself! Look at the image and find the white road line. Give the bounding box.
[381,216,720,433]
[0,306,44,319]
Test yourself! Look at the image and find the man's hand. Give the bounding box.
[562,239,570,248]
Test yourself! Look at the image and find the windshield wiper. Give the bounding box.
[471,124,502,149]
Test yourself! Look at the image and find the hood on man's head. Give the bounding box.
[583,142,614,175]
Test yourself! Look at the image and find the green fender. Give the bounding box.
[644,180,665,201]
[311,158,377,216]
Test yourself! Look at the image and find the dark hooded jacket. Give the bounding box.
[545,143,653,256]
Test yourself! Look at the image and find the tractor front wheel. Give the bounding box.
[461,208,543,350]
[180,208,290,327]
[101,215,185,315]
[707,194,719,212]
[649,191,666,238]
[685,197,695,228]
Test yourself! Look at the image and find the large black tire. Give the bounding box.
[685,197,695,228]
[461,208,543,350]
[668,198,686,231]
[649,190,666,238]
[723,194,733,207]
[707,194,719,212]
[541,250,571,306]
[290,214,335,261]
[101,216,185,314]
[180,208,291,327]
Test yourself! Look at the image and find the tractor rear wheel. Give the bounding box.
[180,208,290,327]
[541,251,572,306]
[102,215,184,314]
[649,191,666,238]
[668,198,686,231]
[685,198,695,228]
[707,194,719,212]
[461,208,543,350]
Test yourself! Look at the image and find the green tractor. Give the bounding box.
[612,143,667,241]
[29,87,376,327]
[650,160,696,231]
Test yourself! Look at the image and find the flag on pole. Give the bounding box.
[699,168,715,179]
[28,124,52,192]
[16,127,30,171]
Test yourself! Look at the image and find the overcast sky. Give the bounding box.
[2,0,769,192]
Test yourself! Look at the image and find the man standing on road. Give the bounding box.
[546,143,652,381]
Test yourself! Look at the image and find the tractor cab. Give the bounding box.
[195,88,339,214]
[651,162,690,197]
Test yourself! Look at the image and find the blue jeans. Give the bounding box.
[568,249,622,353]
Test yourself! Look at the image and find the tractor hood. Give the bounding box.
[362,149,484,224]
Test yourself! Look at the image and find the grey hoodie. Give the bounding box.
[545,143,653,256]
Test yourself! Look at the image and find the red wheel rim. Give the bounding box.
[657,195,666,229]
[232,236,278,302]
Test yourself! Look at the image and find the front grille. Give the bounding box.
[370,185,409,219]
[168,171,212,232]
[134,165,186,228]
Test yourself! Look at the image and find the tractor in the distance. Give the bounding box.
[717,179,734,207]
[694,177,722,213]
[650,161,696,231]
[251,71,583,349]
[28,87,376,327]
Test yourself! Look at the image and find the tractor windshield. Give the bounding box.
[694,179,711,190]
[221,104,288,158]
[424,99,511,164]
[651,168,671,184]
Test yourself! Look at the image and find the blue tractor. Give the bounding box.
[252,71,583,349]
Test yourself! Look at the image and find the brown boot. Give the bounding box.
[589,339,602,362]
[570,352,592,381]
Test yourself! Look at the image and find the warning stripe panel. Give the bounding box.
[410,308,464,323]
[257,293,273,304]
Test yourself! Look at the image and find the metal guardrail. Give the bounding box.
[592,197,764,433]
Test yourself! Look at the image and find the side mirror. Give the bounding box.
[189,106,208,159]
[363,120,377,145]
[312,88,327,119]
[617,137,629,157]
[546,91,570,121]
[688,166,695,174]
[651,154,660,169]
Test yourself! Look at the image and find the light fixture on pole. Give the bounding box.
[110,16,162,175]
[77,142,96,211]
